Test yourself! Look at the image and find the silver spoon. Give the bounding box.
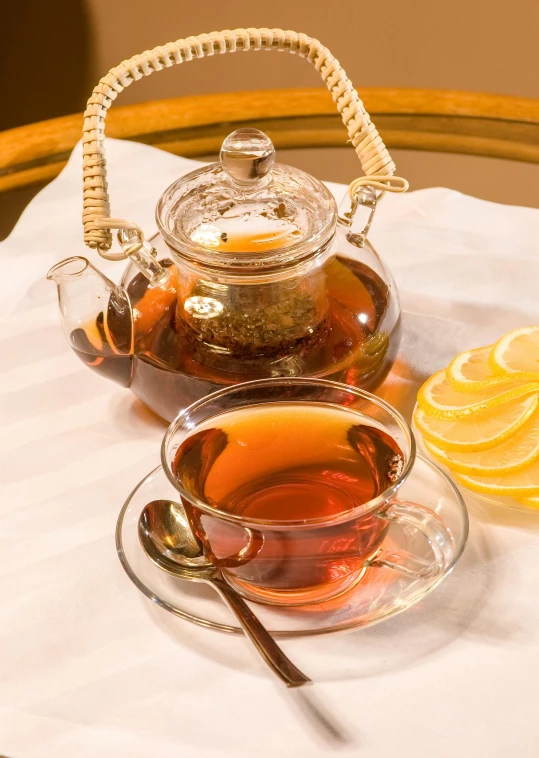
[138,499,311,689]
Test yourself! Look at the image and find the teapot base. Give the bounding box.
[126,321,400,422]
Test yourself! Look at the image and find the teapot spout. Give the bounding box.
[47,256,134,388]
[47,255,93,283]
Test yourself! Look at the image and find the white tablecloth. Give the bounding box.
[2,139,539,758]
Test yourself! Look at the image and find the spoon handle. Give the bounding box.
[210,576,311,688]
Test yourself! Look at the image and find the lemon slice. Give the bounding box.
[521,495,539,509]
[413,395,538,451]
[447,345,528,391]
[490,325,539,376]
[423,410,539,475]
[417,369,539,419]
[457,461,539,497]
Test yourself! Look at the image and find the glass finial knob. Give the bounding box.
[220,128,275,184]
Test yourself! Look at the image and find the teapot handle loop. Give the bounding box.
[82,28,408,256]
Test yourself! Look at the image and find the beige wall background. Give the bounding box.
[3,0,539,206]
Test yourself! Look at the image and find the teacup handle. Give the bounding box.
[187,506,264,570]
[206,527,264,570]
[368,502,450,579]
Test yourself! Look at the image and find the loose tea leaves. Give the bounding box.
[179,286,327,359]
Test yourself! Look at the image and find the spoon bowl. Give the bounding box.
[139,499,214,577]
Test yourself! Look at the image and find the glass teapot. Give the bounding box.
[48,28,408,421]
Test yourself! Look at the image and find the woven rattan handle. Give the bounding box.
[83,28,408,253]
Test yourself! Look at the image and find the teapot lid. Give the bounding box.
[156,128,337,272]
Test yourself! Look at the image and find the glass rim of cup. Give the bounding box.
[160,377,416,528]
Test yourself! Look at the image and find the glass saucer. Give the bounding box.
[116,455,468,637]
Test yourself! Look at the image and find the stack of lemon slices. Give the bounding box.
[413,325,539,509]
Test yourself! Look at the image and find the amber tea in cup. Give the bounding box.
[160,379,444,606]
[173,403,401,591]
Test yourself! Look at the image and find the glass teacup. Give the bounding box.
[161,378,453,606]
